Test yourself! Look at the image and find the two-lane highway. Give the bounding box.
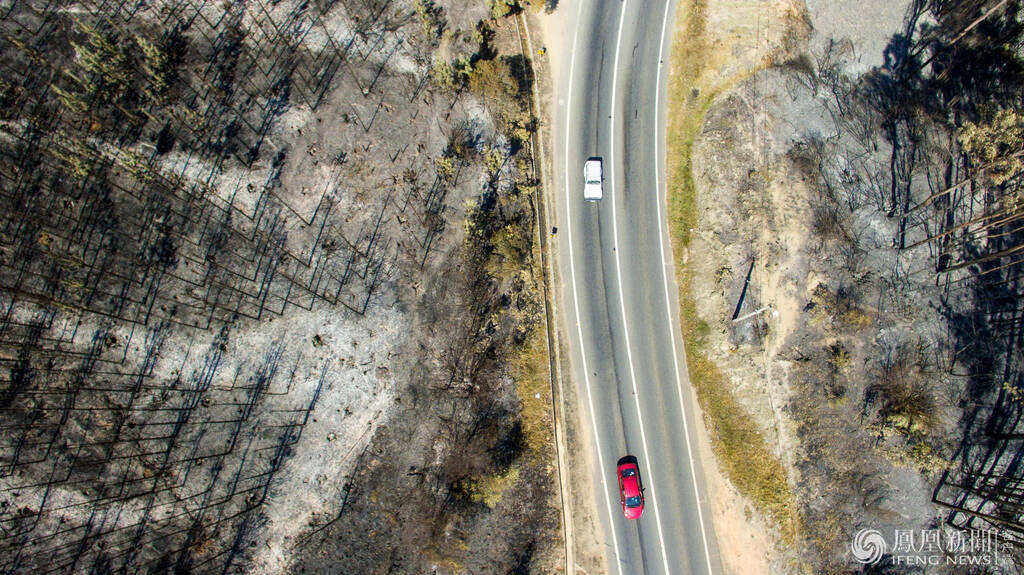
[552,0,722,573]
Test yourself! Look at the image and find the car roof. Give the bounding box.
[619,465,641,497]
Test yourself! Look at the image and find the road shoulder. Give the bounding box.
[528,5,612,575]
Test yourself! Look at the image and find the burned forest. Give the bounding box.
[683,0,1024,571]
[791,0,1024,560]
[0,0,557,572]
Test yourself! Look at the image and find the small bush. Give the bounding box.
[435,156,455,182]
[876,433,948,474]
[868,358,936,435]
[485,148,505,175]
[458,466,520,508]
[959,108,1024,185]
[487,224,526,280]
[468,58,534,146]
[827,343,851,373]
[413,0,446,41]
[70,21,131,101]
[431,56,472,92]
[489,0,517,19]
[135,34,172,103]
[807,283,871,331]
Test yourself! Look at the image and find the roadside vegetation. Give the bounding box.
[665,0,800,543]
[676,281,800,541]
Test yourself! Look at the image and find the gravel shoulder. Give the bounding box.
[531,4,613,574]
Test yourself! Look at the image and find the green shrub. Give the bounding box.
[489,0,516,19]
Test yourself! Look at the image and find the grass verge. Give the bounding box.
[678,271,799,541]
[665,0,799,542]
[510,307,554,462]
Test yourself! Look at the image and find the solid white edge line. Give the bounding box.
[653,0,716,572]
[562,0,624,572]
[607,2,673,574]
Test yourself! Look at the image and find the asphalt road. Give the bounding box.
[552,0,723,573]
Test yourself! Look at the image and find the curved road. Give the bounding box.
[551,0,722,573]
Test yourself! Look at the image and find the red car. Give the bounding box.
[617,456,645,519]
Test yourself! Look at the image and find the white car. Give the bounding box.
[583,158,603,201]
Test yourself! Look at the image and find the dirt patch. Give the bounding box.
[533,10,564,94]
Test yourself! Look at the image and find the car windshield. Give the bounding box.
[625,496,642,508]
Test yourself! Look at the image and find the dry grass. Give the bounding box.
[507,183,553,464]
[510,314,554,461]
[666,0,799,542]
[665,0,712,251]
[678,271,799,542]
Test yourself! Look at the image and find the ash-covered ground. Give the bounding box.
[0,0,558,572]
[687,0,1024,571]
